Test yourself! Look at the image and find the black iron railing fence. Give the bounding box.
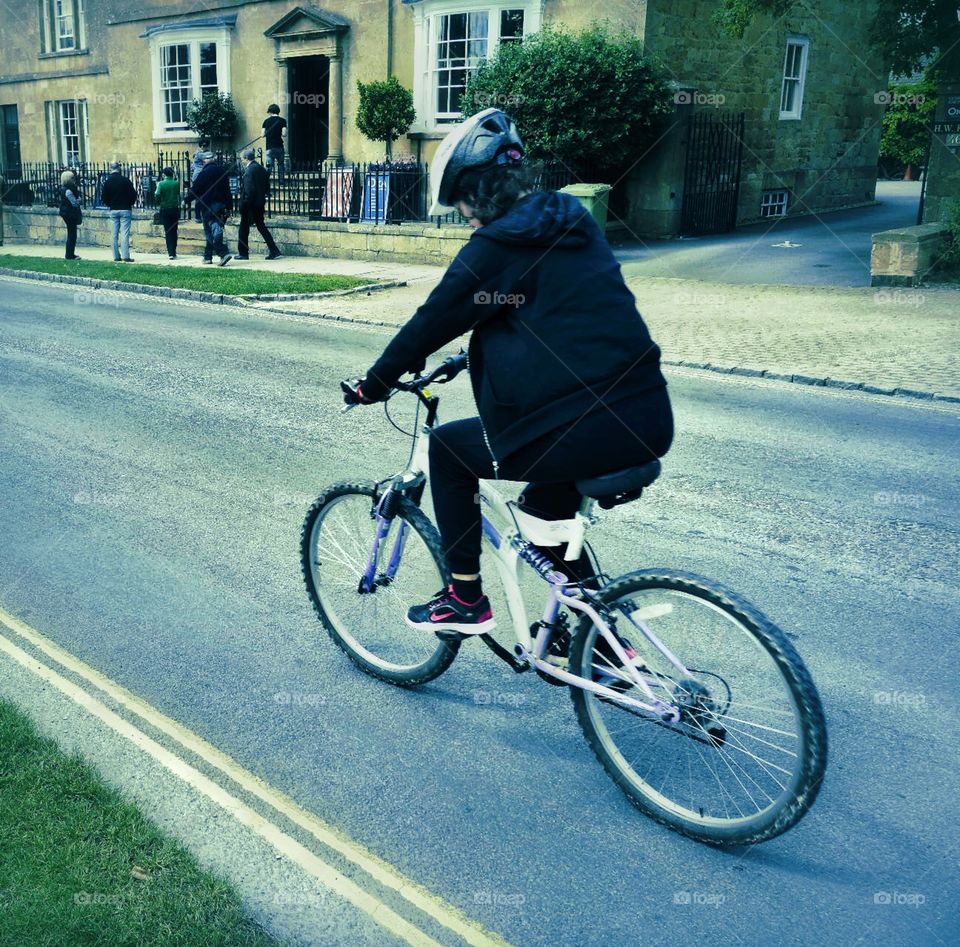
[0,151,598,226]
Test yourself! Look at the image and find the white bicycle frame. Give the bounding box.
[399,422,685,722]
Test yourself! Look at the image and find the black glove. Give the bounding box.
[340,378,373,406]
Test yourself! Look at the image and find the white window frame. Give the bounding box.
[760,189,789,217]
[779,34,809,121]
[148,26,232,140]
[45,98,88,164]
[410,1,543,132]
[39,0,86,54]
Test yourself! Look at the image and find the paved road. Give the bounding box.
[0,279,957,946]
[613,181,923,287]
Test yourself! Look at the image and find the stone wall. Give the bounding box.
[642,0,885,230]
[2,206,470,265]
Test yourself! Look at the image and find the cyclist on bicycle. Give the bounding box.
[344,108,673,636]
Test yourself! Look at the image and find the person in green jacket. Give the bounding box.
[154,168,182,259]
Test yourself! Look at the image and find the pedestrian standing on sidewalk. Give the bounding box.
[100,162,137,262]
[58,170,82,260]
[154,167,181,260]
[262,104,287,186]
[237,149,281,260]
[185,152,233,266]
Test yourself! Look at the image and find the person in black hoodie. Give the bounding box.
[343,109,673,636]
[186,152,233,266]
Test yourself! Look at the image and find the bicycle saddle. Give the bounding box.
[575,460,662,509]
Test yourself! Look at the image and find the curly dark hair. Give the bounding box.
[452,162,539,225]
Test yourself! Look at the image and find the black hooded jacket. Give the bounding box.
[363,191,666,461]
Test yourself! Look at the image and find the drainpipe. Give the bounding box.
[386,0,393,77]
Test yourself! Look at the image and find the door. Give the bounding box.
[1,105,22,177]
[680,111,745,236]
[287,56,330,166]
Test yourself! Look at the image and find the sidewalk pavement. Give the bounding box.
[2,240,958,401]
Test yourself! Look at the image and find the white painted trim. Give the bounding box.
[149,26,232,140]
[409,0,542,133]
[778,34,809,121]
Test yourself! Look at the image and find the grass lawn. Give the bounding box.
[0,698,278,947]
[0,254,372,296]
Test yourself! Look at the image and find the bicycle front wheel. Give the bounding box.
[569,569,827,846]
[300,482,459,686]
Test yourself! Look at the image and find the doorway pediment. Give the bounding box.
[264,6,350,41]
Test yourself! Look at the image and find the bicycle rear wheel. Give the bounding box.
[569,569,827,846]
[300,482,459,686]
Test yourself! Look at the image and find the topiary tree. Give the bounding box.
[879,74,937,179]
[356,77,416,159]
[458,25,672,179]
[185,92,239,149]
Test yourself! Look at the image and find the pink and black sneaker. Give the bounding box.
[405,586,496,636]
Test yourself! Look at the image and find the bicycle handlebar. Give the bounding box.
[393,352,468,392]
[340,352,467,413]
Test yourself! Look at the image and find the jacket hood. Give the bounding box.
[475,190,593,248]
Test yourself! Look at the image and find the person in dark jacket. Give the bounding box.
[100,162,138,262]
[236,149,281,260]
[344,109,673,636]
[185,152,233,266]
[59,170,82,260]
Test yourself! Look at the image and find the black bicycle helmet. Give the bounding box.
[429,107,524,215]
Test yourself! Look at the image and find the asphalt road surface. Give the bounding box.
[0,278,957,946]
[614,181,922,287]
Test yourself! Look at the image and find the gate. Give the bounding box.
[680,111,745,236]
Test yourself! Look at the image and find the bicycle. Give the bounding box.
[300,354,828,846]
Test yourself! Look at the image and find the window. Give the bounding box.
[1,105,22,177]
[147,25,232,138]
[44,98,88,164]
[779,35,809,120]
[435,12,489,119]
[760,189,789,217]
[39,0,86,53]
[412,2,541,129]
[161,44,192,128]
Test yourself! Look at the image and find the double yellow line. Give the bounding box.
[0,606,512,947]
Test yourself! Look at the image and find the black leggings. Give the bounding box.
[429,386,674,575]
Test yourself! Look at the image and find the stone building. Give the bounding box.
[0,0,887,237]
